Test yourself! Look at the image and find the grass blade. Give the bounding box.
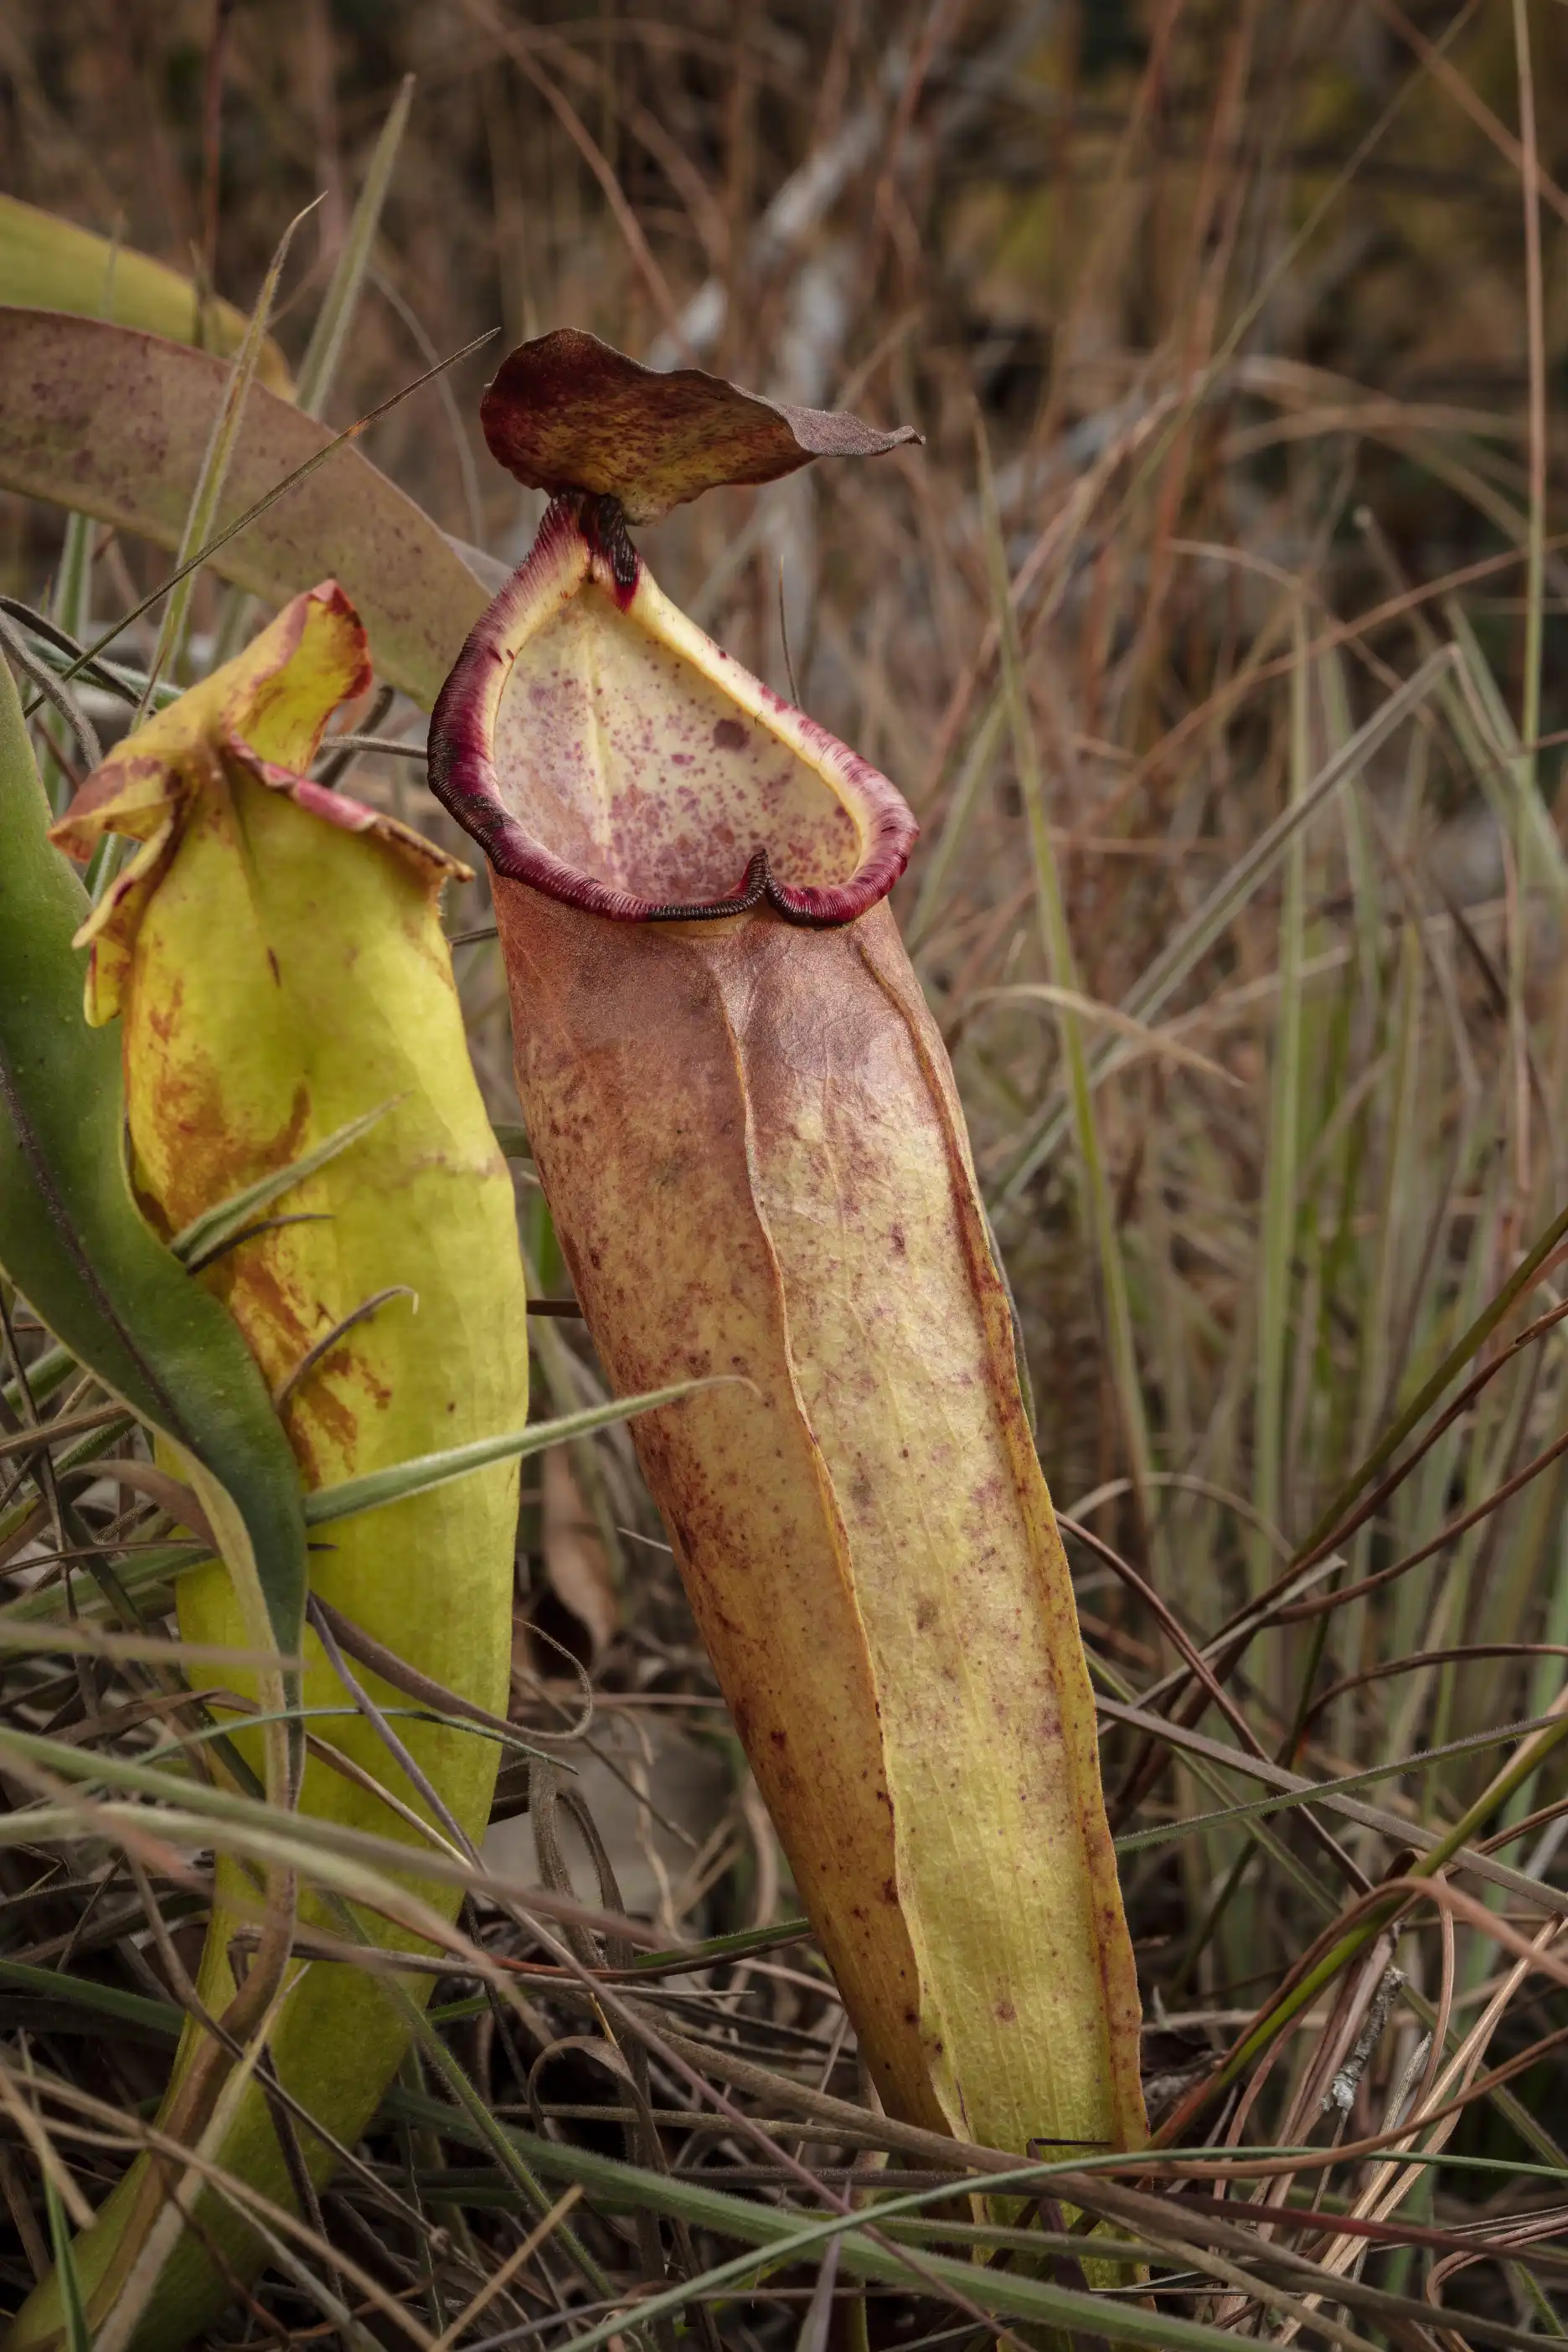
[991,649,1457,1207]
[38,513,95,815]
[302,1378,737,1526]
[905,696,1005,951]
[1251,607,1309,1588]
[974,414,1158,1540]
[40,2174,90,2352]
[297,76,415,420]
[170,1098,400,1269]
[130,199,319,730]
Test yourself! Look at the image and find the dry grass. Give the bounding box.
[4,1,1568,2344]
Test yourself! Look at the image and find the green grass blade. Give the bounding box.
[0,1957,181,2040]
[0,1338,75,1422]
[170,1097,399,1268]
[991,648,1456,1208]
[40,2173,90,2352]
[633,1916,813,1968]
[297,76,415,420]
[974,415,1157,1536]
[0,616,178,718]
[302,1378,735,1526]
[389,1980,621,2303]
[1298,1184,1568,1566]
[0,1541,189,1630]
[49,511,96,643]
[1180,1705,1568,2130]
[1444,595,1567,905]
[1251,607,1309,1588]
[0,310,493,708]
[905,695,1005,952]
[130,199,317,731]
[383,2094,1378,2352]
[202,77,420,679]
[1112,1710,1568,1859]
[38,513,96,815]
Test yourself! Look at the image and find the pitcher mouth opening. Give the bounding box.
[429,495,918,929]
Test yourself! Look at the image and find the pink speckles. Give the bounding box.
[490,576,860,905]
[430,498,918,923]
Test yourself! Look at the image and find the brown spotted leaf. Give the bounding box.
[480,328,921,524]
[0,309,493,708]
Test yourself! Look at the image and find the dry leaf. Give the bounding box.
[480,328,921,523]
[541,1447,619,1666]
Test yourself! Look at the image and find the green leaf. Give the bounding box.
[0,653,309,1687]
[302,1378,734,1527]
[0,195,291,395]
[0,310,494,709]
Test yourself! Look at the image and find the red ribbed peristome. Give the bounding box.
[429,499,917,927]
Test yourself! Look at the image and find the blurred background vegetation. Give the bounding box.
[6,0,1568,2334]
